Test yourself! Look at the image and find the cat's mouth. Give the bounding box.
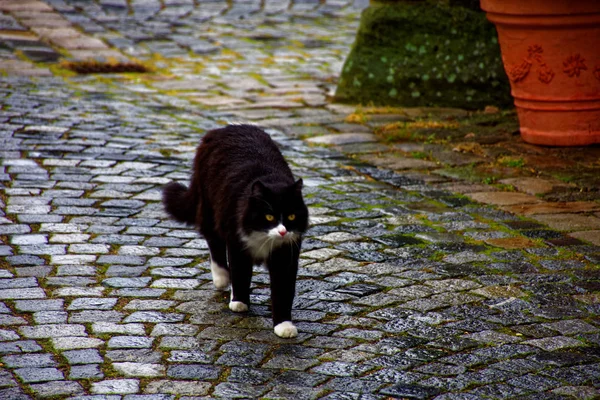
[240,229,299,261]
[268,225,293,240]
[268,230,298,243]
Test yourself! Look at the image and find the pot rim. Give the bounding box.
[485,12,600,28]
[480,0,600,16]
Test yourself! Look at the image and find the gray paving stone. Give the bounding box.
[380,383,440,399]
[0,269,13,278]
[0,288,46,300]
[14,266,52,277]
[14,367,64,383]
[97,255,146,265]
[124,300,176,310]
[46,276,97,286]
[105,266,148,277]
[92,234,144,245]
[19,324,86,338]
[0,225,31,235]
[51,255,97,265]
[507,373,562,391]
[144,379,211,396]
[102,277,152,288]
[92,322,146,335]
[33,311,67,324]
[166,364,221,380]
[150,267,200,278]
[29,380,84,397]
[106,349,162,364]
[167,350,215,364]
[56,265,96,276]
[524,336,585,351]
[143,237,186,247]
[0,311,27,324]
[68,244,111,254]
[0,387,30,400]
[543,319,599,335]
[68,298,118,310]
[6,255,46,266]
[0,340,42,354]
[263,355,319,371]
[51,337,104,350]
[123,395,175,400]
[159,336,201,350]
[11,235,48,245]
[212,382,268,398]
[113,362,165,378]
[69,364,104,380]
[0,368,17,387]
[51,234,91,244]
[62,349,104,364]
[150,324,197,337]
[107,336,154,349]
[123,311,185,323]
[311,361,373,377]
[2,353,57,368]
[150,278,199,289]
[0,329,20,341]
[91,379,140,394]
[112,288,166,297]
[54,287,105,297]
[69,310,124,323]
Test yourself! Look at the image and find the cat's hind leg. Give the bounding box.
[211,259,230,290]
[227,244,252,313]
[204,233,230,290]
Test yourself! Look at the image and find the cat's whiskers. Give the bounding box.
[269,235,275,257]
[253,234,272,258]
[290,236,300,265]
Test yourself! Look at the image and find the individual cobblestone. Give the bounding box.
[14,367,64,383]
[91,379,140,395]
[69,364,104,380]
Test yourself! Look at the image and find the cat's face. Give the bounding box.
[241,179,308,260]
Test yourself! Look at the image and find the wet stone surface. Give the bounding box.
[0,0,599,399]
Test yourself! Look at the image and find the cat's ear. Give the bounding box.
[292,178,303,193]
[251,180,267,196]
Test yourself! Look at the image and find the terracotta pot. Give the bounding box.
[480,0,600,146]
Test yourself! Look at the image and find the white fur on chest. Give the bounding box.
[240,224,298,261]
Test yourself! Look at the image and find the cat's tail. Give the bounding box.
[162,182,198,226]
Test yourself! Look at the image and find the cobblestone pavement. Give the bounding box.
[0,1,599,399]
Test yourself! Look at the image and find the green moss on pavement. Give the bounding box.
[335,1,512,110]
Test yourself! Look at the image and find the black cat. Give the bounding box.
[163,124,308,338]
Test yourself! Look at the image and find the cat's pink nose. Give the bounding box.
[278,227,287,237]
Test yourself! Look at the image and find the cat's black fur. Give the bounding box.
[163,124,308,337]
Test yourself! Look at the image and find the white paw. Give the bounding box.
[211,261,230,290]
[274,321,298,338]
[229,301,249,313]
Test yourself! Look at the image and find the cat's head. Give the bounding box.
[240,179,308,258]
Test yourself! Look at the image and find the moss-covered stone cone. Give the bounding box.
[335,1,512,110]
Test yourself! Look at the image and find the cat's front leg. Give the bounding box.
[267,244,299,338]
[227,244,252,313]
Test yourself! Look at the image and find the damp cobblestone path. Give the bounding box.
[0,1,599,399]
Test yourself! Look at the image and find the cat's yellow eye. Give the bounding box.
[265,214,275,222]
[288,214,296,221]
